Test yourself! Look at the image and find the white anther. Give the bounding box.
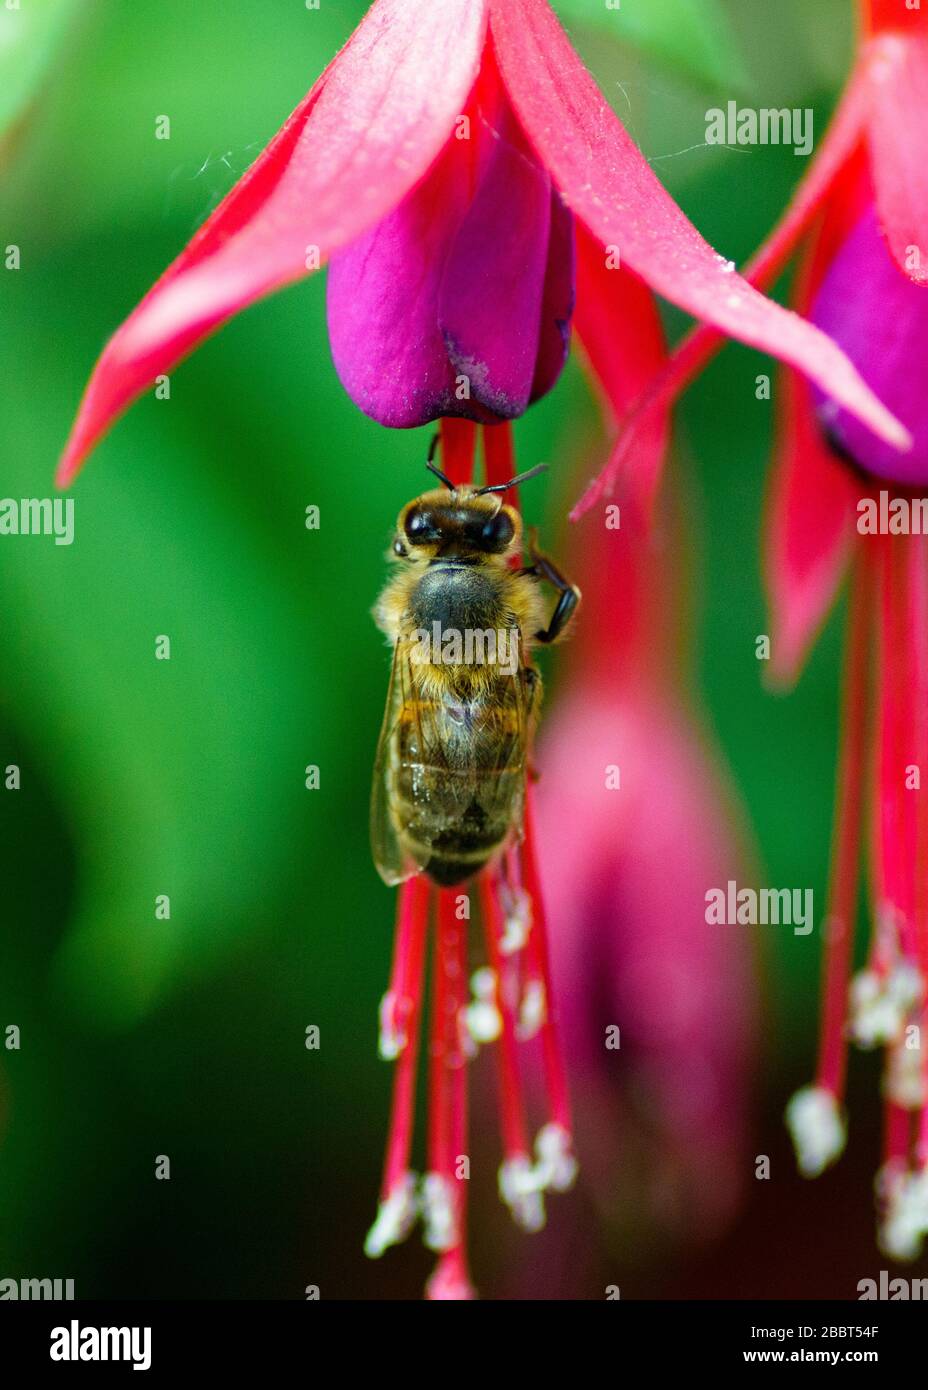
[878,1170,928,1263]
[378,990,407,1061]
[421,1172,458,1252]
[851,963,924,1049]
[850,970,904,1048]
[498,1155,546,1232]
[534,1122,578,1193]
[885,1039,926,1110]
[464,967,502,1046]
[888,962,924,1014]
[785,1086,847,1178]
[499,886,532,956]
[517,979,546,1041]
[875,1157,908,1205]
[364,1172,418,1258]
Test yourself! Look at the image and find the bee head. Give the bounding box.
[390,456,546,562]
[393,487,520,562]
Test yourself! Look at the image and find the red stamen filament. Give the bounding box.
[440,418,478,488]
[910,533,928,1164]
[815,548,873,1098]
[877,536,918,960]
[378,876,430,1197]
[522,792,573,1134]
[483,419,516,487]
[479,872,532,1161]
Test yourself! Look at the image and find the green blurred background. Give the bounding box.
[0,0,921,1299]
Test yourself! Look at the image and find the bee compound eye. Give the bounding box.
[404,505,438,544]
[481,511,515,551]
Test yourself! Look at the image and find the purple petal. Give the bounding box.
[531,188,576,403]
[326,91,576,429]
[325,139,472,429]
[810,205,928,485]
[439,105,553,420]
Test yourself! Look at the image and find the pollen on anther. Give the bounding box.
[465,966,503,1046]
[785,1085,847,1178]
[421,1172,458,1252]
[498,1155,546,1232]
[850,965,923,1049]
[364,1172,419,1258]
[378,989,409,1060]
[534,1122,578,1193]
[516,979,546,1041]
[885,1038,926,1110]
[878,1169,928,1263]
[499,885,532,955]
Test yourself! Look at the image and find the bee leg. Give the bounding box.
[523,665,541,713]
[523,668,542,781]
[527,532,581,644]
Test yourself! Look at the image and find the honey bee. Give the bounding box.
[371,442,580,887]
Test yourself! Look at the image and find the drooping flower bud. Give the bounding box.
[326,86,575,428]
[810,206,928,485]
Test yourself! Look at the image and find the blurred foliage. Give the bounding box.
[0,0,80,137]
[555,0,751,94]
[0,0,914,1299]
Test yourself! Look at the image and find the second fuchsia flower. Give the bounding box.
[536,516,757,1254]
[591,0,928,1261]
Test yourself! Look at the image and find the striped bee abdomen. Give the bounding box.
[389,680,526,886]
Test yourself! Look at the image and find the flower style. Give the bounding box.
[587,0,928,1259]
[56,0,908,484]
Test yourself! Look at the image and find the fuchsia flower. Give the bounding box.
[535,516,756,1251]
[57,0,909,482]
[589,0,928,1259]
[52,0,916,1297]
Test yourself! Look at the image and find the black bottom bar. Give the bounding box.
[0,1298,923,1374]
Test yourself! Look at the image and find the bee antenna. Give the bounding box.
[425,460,455,490]
[424,431,455,490]
[475,462,548,495]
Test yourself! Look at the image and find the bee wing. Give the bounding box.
[370,639,431,885]
[372,644,537,885]
[472,661,534,846]
[433,661,534,867]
